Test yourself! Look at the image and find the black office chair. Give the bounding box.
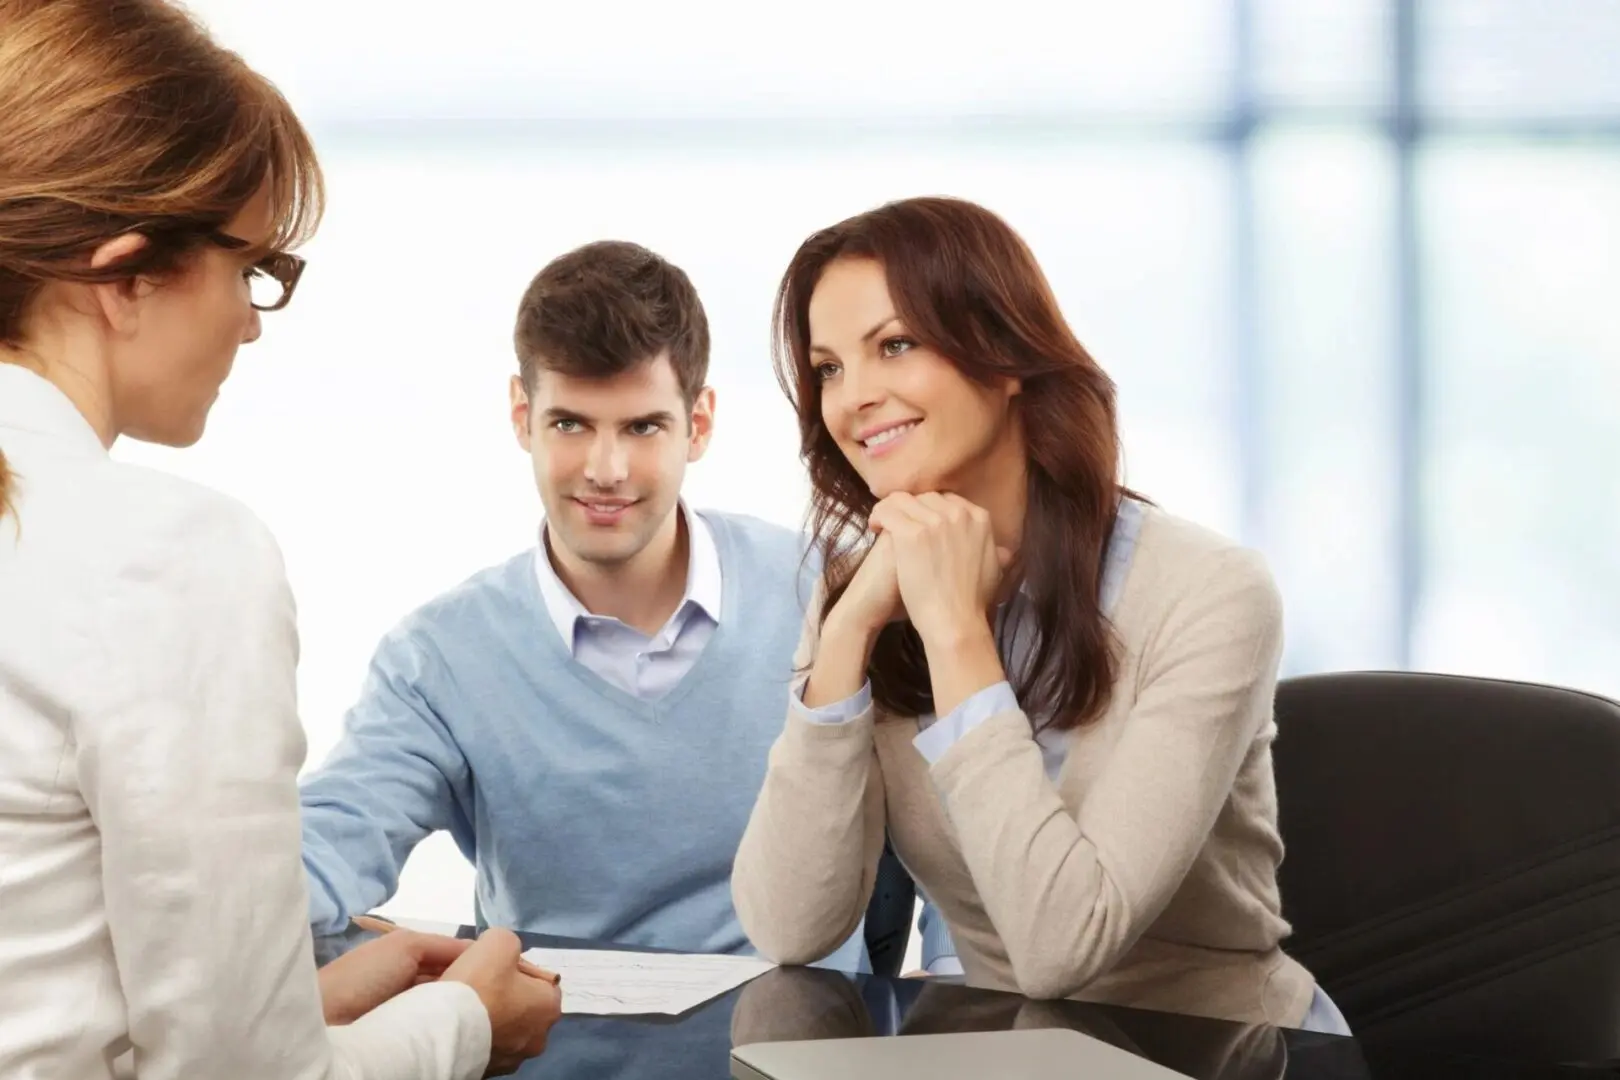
[1273,671,1620,1064]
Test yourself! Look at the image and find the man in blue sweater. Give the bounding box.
[297,240,867,973]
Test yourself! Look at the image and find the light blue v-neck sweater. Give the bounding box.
[299,511,867,973]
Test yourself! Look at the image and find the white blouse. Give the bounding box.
[0,364,490,1080]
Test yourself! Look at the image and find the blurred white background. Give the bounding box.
[118,0,1620,950]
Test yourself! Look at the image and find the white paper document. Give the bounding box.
[521,947,777,1017]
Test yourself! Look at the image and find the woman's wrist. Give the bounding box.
[803,610,882,709]
[823,604,885,653]
[914,607,995,656]
[921,618,1006,719]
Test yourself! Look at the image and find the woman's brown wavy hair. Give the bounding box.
[773,196,1140,732]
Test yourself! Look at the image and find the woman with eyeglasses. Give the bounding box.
[0,2,558,1077]
[732,196,1351,1035]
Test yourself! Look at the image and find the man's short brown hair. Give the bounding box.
[513,240,710,409]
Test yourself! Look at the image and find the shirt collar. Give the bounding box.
[533,499,723,647]
[0,363,107,460]
[682,502,724,622]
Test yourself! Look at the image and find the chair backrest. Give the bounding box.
[1273,671,1620,1063]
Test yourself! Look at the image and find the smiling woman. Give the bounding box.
[732,195,1352,1036]
[773,196,1129,727]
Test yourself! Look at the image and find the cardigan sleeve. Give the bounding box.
[731,585,889,966]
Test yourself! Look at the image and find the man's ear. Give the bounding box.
[86,232,153,336]
[509,375,533,451]
[687,386,716,463]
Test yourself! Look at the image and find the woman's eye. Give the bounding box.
[813,361,840,382]
[880,337,914,358]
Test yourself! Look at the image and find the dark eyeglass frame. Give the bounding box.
[205,230,307,313]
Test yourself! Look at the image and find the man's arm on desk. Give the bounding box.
[301,628,475,935]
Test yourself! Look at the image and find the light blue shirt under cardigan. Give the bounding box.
[795,498,1350,1034]
[298,509,869,973]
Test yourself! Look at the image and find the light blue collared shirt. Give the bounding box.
[795,498,1148,974]
[533,501,722,701]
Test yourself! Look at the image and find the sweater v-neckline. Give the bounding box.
[519,515,742,721]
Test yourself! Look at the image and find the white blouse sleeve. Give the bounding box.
[73,492,489,1080]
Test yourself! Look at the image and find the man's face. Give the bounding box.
[511,353,714,568]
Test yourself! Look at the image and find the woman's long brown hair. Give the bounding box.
[773,196,1139,732]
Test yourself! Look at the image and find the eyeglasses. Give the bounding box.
[205,230,307,313]
[243,249,306,313]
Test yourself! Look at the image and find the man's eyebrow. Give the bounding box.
[626,410,678,426]
[540,408,680,426]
